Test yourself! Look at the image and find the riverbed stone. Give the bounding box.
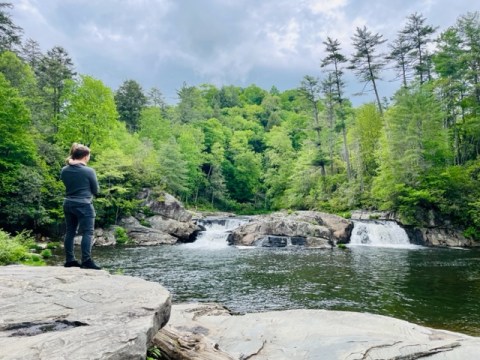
[0,265,172,360]
[228,211,352,248]
[155,302,480,360]
[138,189,193,222]
[120,216,178,245]
[146,215,201,242]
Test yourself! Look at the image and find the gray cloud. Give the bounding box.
[12,0,479,104]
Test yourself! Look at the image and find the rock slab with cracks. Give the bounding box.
[154,303,480,360]
[0,265,171,360]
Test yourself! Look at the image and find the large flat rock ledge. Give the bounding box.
[0,265,171,360]
[154,303,480,360]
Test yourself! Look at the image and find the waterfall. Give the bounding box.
[349,220,417,248]
[184,217,249,249]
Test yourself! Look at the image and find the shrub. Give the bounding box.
[114,227,131,245]
[41,249,53,258]
[0,230,40,265]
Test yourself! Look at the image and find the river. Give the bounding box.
[55,219,480,336]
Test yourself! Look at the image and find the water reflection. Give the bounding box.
[53,245,480,336]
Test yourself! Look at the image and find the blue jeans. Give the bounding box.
[63,201,96,263]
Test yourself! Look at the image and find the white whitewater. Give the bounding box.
[184,217,249,249]
[349,220,420,248]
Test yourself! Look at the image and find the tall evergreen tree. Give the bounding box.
[37,46,76,122]
[20,38,42,72]
[401,13,437,84]
[321,37,351,178]
[0,2,22,52]
[350,26,387,115]
[388,33,412,87]
[114,79,147,132]
[299,75,327,177]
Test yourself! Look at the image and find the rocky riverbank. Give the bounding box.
[0,265,171,360]
[156,302,480,359]
[2,266,480,360]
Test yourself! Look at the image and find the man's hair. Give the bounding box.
[69,143,90,160]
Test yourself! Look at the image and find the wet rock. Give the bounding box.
[416,227,480,248]
[228,211,352,248]
[120,216,178,245]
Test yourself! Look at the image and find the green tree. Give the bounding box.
[20,38,42,72]
[224,130,262,203]
[350,103,382,192]
[264,125,296,208]
[401,13,437,84]
[372,85,450,218]
[175,82,208,123]
[350,26,387,115]
[321,37,351,178]
[0,2,22,52]
[299,75,327,177]
[241,84,267,105]
[138,106,172,147]
[175,125,206,204]
[57,75,118,148]
[114,79,147,132]
[388,33,413,87]
[0,73,44,231]
[37,46,76,122]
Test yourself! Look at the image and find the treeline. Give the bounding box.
[1,3,480,239]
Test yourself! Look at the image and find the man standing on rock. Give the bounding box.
[60,143,101,270]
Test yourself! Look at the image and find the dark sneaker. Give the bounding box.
[64,260,81,268]
[81,259,102,270]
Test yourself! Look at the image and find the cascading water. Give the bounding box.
[349,220,418,248]
[184,217,249,249]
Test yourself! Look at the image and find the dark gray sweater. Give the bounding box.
[60,163,99,203]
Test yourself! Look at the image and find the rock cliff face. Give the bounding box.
[0,265,172,360]
[351,209,480,248]
[228,211,353,248]
[405,227,480,247]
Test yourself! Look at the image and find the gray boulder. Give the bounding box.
[228,211,352,248]
[138,189,193,222]
[147,215,201,242]
[120,216,177,245]
[155,302,480,360]
[75,228,116,247]
[0,265,171,360]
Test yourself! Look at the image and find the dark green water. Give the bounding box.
[59,245,480,336]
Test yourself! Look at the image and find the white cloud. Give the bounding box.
[306,0,348,16]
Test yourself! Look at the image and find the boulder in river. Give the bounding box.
[228,211,353,248]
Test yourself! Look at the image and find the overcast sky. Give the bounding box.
[11,0,479,104]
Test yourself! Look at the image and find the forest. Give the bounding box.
[1,3,480,241]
